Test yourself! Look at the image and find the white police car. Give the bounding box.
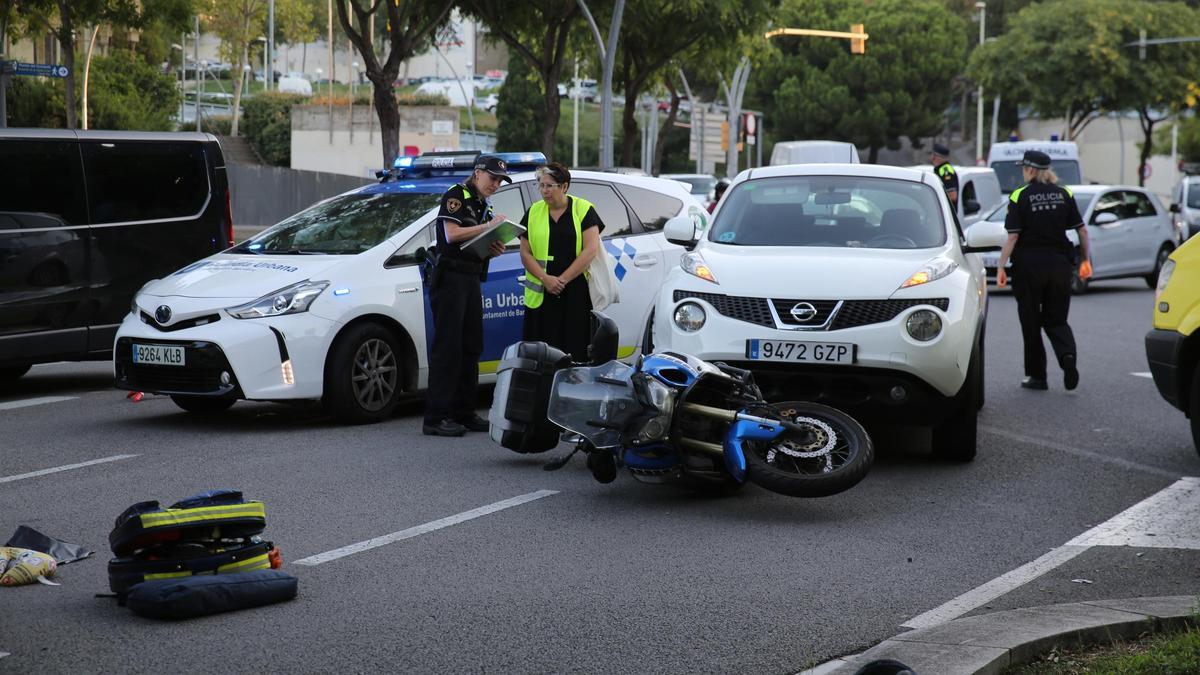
[114,152,706,423]
[650,163,1007,460]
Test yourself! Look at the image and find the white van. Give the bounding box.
[910,165,1004,228]
[987,140,1083,193]
[770,141,860,166]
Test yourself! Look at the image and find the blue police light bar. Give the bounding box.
[386,150,548,180]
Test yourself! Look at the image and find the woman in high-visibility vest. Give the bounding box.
[518,162,605,360]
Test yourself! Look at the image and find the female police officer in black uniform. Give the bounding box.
[995,150,1091,391]
[423,156,509,437]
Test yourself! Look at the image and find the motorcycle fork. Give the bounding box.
[675,403,786,483]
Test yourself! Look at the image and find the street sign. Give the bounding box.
[13,62,70,78]
[744,112,757,146]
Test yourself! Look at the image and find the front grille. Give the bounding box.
[831,298,949,330]
[140,311,222,333]
[771,299,840,327]
[673,290,773,327]
[114,337,238,395]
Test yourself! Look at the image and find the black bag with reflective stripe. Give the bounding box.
[109,490,267,556]
[107,540,274,596]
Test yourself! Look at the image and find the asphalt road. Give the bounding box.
[1,278,1196,673]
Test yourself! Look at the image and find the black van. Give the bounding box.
[0,130,232,381]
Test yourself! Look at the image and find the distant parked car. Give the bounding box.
[1169,175,1200,240]
[973,184,1180,292]
[277,76,313,97]
[662,173,718,208]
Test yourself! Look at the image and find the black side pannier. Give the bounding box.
[123,569,297,620]
[109,490,266,556]
[489,341,570,454]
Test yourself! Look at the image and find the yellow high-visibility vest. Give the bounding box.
[523,196,596,309]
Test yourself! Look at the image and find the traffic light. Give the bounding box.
[850,24,866,54]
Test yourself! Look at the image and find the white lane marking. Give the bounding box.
[0,652,9,659]
[901,545,1091,630]
[1131,372,1153,379]
[294,489,560,566]
[0,454,138,484]
[0,396,78,411]
[902,477,1200,630]
[980,426,1179,479]
[1069,477,1200,549]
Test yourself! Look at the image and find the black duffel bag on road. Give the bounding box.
[123,569,298,620]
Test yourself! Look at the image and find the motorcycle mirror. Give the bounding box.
[588,310,619,365]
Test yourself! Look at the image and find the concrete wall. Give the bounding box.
[290,104,459,178]
[1019,116,1182,199]
[227,163,371,228]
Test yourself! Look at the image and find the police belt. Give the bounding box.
[436,255,485,275]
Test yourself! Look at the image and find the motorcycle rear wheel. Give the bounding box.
[742,401,873,498]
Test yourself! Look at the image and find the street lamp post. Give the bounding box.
[975,1,986,164]
[351,61,358,144]
[256,37,267,93]
[267,0,274,93]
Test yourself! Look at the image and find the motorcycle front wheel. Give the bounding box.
[742,401,873,498]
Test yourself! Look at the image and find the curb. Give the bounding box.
[822,596,1197,675]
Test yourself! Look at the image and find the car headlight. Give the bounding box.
[900,258,958,289]
[227,280,329,319]
[1155,258,1175,304]
[673,302,706,332]
[905,309,942,341]
[681,252,717,284]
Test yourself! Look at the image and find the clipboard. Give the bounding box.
[460,218,526,259]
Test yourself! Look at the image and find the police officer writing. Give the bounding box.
[996,150,1091,391]
[930,143,958,207]
[423,156,510,437]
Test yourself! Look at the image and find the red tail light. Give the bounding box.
[224,189,234,246]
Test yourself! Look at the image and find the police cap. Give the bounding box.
[474,155,514,183]
[930,143,950,157]
[1017,150,1052,170]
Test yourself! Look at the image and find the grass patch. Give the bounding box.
[1003,622,1200,674]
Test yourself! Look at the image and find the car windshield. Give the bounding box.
[992,160,1082,193]
[707,175,946,249]
[233,192,441,255]
[984,193,1095,222]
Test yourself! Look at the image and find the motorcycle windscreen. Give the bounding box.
[547,362,642,448]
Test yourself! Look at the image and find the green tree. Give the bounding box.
[87,50,181,130]
[202,0,268,137]
[612,0,771,168]
[465,0,582,158]
[335,0,456,167]
[755,0,966,163]
[1124,1,1200,185]
[9,0,194,128]
[277,0,317,73]
[495,47,543,152]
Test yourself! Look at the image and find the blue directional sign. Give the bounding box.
[13,62,71,78]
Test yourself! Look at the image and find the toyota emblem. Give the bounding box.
[155,305,173,324]
[790,302,818,322]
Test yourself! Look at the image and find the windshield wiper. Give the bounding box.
[278,248,328,255]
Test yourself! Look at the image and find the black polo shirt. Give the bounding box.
[435,181,493,262]
[1004,181,1083,264]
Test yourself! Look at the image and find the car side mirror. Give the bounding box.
[664,214,699,249]
[1170,203,1181,213]
[963,220,1006,252]
[963,199,981,216]
[1093,212,1119,225]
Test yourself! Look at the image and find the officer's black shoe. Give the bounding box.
[1020,377,1049,390]
[423,418,467,437]
[1062,354,1080,391]
[456,414,490,432]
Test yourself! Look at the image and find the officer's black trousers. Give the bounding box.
[425,267,483,425]
[1011,260,1077,380]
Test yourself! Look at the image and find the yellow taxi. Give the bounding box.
[1145,235,1200,454]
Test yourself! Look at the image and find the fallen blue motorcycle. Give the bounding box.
[490,312,873,498]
